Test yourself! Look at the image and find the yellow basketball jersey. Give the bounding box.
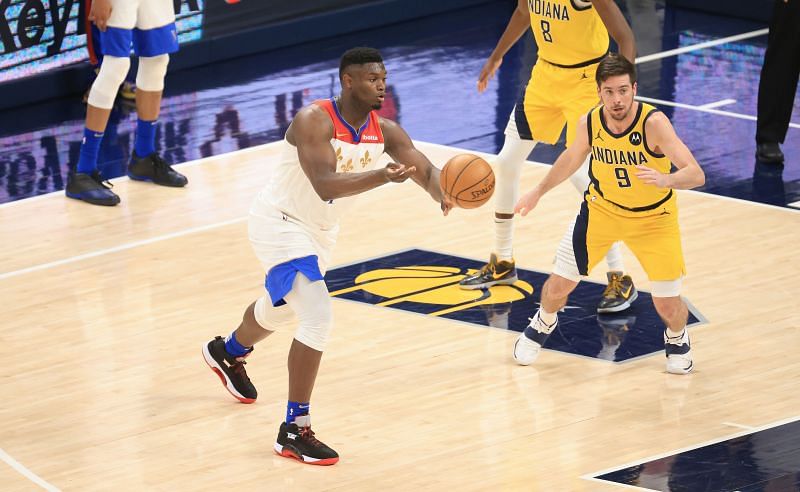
[528,0,609,67]
[587,102,674,214]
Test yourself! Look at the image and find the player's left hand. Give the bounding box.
[514,188,542,216]
[635,165,671,188]
[440,197,455,216]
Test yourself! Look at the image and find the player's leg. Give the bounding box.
[203,297,284,403]
[460,63,562,290]
[66,0,137,206]
[127,0,186,187]
[513,201,613,364]
[624,205,692,374]
[563,69,634,313]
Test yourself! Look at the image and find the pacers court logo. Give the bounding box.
[325,249,706,363]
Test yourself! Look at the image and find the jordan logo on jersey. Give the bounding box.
[594,130,604,142]
[629,132,642,145]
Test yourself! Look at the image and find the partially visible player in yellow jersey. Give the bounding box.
[512,54,705,375]
[461,0,637,315]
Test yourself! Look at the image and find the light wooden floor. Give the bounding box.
[1,142,799,491]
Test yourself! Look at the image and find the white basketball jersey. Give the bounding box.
[256,98,386,233]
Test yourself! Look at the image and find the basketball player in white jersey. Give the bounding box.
[203,48,452,465]
[66,0,186,206]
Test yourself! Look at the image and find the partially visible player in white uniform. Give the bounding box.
[66,0,187,206]
[202,48,452,466]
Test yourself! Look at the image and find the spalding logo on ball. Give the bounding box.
[440,154,495,209]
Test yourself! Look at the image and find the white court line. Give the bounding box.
[789,200,800,209]
[699,98,737,109]
[0,142,280,210]
[0,217,246,281]
[582,414,800,485]
[637,95,800,130]
[0,447,60,492]
[635,28,769,64]
[722,422,756,431]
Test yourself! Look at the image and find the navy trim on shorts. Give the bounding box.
[541,50,608,69]
[573,201,590,276]
[514,103,534,140]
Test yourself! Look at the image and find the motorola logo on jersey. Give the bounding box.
[325,249,705,363]
[629,131,642,145]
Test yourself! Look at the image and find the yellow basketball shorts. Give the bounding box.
[511,60,600,146]
[565,197,686,281]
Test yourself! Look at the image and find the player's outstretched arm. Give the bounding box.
[635,112,705,190]
[478,0,531,93]
[515,115,592,216]
[381,118,453,215]
[290,106,414,201]
[593,0,636,63]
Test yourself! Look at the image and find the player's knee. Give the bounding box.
[294,304,333,352]
[543,274,577,300]
[136,54,170,92]
[253,294,293,330]
[87,56,131,109]
[651,295,683,320]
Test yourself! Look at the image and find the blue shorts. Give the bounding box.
[99,24,179,57]
[265,255,324,307]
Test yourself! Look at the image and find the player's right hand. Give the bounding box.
[90,0,113,31]
[384,163,417,183]
[514,188,542,216]
[477,56,503,93]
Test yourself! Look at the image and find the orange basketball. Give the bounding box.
[440,154,495,209]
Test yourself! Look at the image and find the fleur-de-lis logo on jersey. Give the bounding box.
[341,158,354,173]
[335,147,343,164]
[360,150,372,168]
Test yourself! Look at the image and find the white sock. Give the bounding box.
[494,218,514,261]
[605,242,625,272]
[535,308,558,333]
[666,326,686,340]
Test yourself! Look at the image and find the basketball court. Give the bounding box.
[1,1,800,491]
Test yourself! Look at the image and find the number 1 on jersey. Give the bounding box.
[540,20,553,42]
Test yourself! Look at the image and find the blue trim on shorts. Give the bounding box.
[573,201,590,276]
[98,27,133,57]
[265,255,324,307]
[133,23,179,57]
[514,103,533,140]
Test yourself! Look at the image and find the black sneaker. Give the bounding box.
[459,253,518,290]
[65,170,121,206]
[755,142,784,163]
[202,336,257,403]
[128,151,188,187]
[597,272,637,313]
[274,415,339,466]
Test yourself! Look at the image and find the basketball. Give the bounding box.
[440,154,495,209]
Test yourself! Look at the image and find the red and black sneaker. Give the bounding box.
[274,415,339,466]
[202,336,257,403]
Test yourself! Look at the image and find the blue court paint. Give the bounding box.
[325,249,704,363]
[595,418,800,491]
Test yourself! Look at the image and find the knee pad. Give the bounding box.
[87,56,131,109]
[651,278,682,298]
[283,274,334,352]
[136,54,169,92]
[254,294,295,329]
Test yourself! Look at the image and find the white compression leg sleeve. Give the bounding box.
[136,54,170,92]
[87,56,131,109]
[493,130,537,260]
[284,273,333,352]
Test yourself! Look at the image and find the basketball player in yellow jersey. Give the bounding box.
[512,54,705,374]
[462,0,638,314]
